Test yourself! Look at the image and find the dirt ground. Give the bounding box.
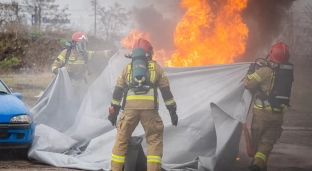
[0,109,311,171]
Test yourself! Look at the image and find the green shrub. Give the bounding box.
[29,30,43,36]
[0,57,20,71]
[59,39,67,47]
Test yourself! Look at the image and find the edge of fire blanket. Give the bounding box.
[29,49,252,171]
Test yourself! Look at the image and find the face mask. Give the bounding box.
[76,40,88,54]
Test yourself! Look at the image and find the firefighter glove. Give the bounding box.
[108,104,121,126]
[166,103,178,126]
[53,68,59,75]
[247,63,256,74]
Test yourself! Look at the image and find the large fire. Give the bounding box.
[120,29,151,49]
[120,0,249,67]
[120,29,167,63]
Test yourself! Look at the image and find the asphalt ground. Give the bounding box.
[233,109,312,171]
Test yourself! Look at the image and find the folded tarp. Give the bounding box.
[29,49,252,171]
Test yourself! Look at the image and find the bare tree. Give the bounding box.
[278,8,310,56]
[0,1,25,29]
[92,2,129,44]
[304,4,312,57]
[0,1,27,39]
[22,0,69,29]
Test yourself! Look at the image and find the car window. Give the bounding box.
[0,80,9,94]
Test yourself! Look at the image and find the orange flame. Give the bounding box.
[121,0,248,67]
[120,29,166,62]
[120,29,151,49]
[166,0,249,66]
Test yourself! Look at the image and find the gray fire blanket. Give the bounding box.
[29,49,252,171]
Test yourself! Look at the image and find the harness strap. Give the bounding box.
[122,62,157,111]
[60,48,72,68]
[257,87,267,110]
[121,87,130,110]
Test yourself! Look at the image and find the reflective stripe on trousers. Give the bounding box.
[111,110,164,171]
[254,152,267,163]
[111,154,125,163]
[147,155,162,163]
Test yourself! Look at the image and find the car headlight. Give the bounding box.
[10,115,32,124]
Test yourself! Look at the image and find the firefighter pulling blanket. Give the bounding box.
[29,49,252,171]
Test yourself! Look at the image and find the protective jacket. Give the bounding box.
[111,60,175,109]
[110,60,175,171]
[244,66,284,170]
[51,49,110,80]
[244,66,283,114]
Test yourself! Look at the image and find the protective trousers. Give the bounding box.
[111,109,164,171]
[251,109,283,170]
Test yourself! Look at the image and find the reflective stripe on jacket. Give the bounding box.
[112,60,174,110]
[51,49,111,76]
[125,62,158,102]
[244,66,283,113]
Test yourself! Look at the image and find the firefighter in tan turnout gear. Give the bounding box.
[108,38,178,171]
[51,31,111,81]
[244,42,294,171]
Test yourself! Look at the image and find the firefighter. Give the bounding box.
[108,38,178,171]
[51,31,111,81]
[244,42,291,171]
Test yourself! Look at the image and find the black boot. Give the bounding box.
[249,164,261,171]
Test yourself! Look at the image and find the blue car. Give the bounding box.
[0,78,35,150]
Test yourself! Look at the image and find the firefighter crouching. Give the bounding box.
[244,42,294,171]
[51,31,111,82]
[108,38,178,171]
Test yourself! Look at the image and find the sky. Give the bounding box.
[48,0,312,33]
[0,0,311,36]
[55,0,179,34]
[0,0,179,34]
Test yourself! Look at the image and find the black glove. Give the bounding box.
[53,68,59,75]
[108,104,121,126]
[247,63,256,74]
[166,103,178,126]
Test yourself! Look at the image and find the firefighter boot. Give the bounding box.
[249,165,260,171]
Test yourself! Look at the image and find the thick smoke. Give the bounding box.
[240,0,296,62]
[130,0,296,62]
[130,0,181,55]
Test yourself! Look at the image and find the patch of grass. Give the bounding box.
[1,72,99,108]
[1,73,54,107]
[29,29,43,37]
